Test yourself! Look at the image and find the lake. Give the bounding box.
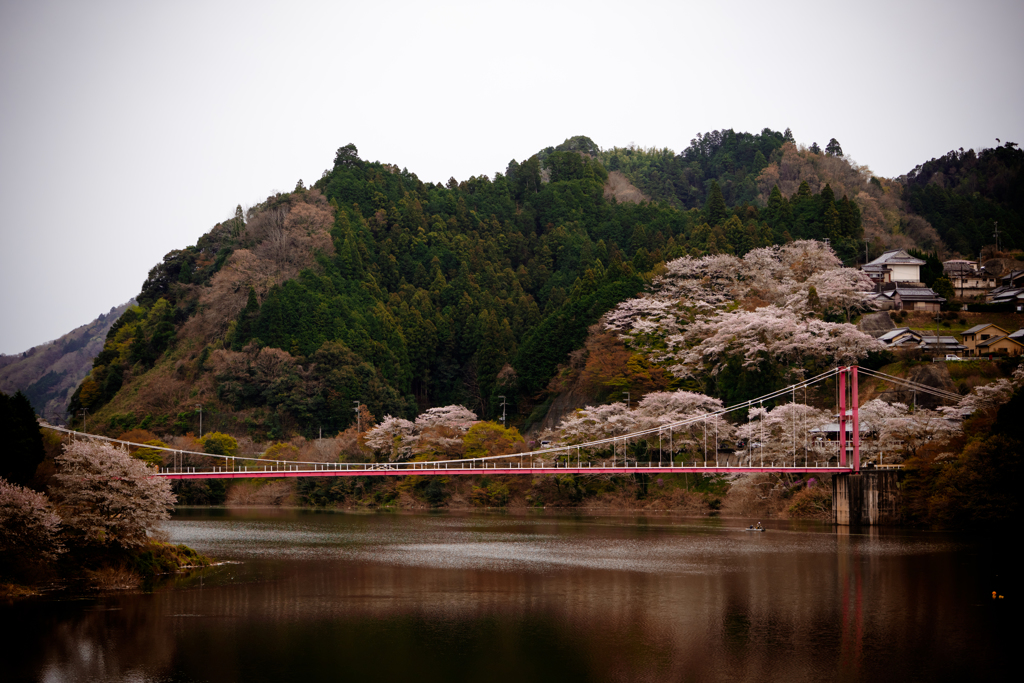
[2,508,1011,682]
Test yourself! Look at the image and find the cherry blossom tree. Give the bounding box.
[49,440,176,549]
[0,477,63,565]
[666,306,879,378]
[940,378,1017,421]
[798,268,874,321]
[364,415,417,460]
[556,402,637,445]
[364,405,478,461]
[414,405,477,430]
[734,402,833,465]
[877,410,960,461]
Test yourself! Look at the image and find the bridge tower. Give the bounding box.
[833,365,901,525]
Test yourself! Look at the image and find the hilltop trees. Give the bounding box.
[905,141,1023,254]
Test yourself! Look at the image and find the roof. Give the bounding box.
[920,335,966,351]
[978,335,1023,348]
[963,323,1008,336]
[892,284,945,302]
[943,260,976,275]
[878,327,920,344]
[1009,329,1024,340]
[866,249,926,267]
[990,287,1024,303]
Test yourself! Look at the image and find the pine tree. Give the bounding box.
[825,138,844,157]
[704,181,728,226]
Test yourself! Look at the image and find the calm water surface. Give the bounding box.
[3,509,1012,682]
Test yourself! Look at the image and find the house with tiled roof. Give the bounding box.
[878,328,965,356]
[987,270,1024,307]
[961,323,1009,357]
[976,334,1023,357]
[943,259,996,298]
[874,282,945,312]
[862,250,926,285]
[919,335,967,355]
[877,327,922,347]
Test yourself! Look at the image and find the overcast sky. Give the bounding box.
[1,0,1022,354]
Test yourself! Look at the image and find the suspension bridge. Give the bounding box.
[42,365,961,483]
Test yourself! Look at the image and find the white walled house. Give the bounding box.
[862,250,925,284]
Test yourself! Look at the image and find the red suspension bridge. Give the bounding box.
[43,365,959,481]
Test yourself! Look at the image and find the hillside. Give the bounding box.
[66,132,1022,442]
[904,142,1024,255]
[599,129,958,265]
[0,301,134,419]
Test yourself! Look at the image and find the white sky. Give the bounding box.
[2,0,1022,354]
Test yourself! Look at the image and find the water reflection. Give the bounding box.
[2,510,1010,683]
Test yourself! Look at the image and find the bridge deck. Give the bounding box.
[158,464,852,479]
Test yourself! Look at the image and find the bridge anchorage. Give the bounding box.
[44,365,958,526]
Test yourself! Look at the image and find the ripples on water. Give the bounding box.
[3,509,1011,683]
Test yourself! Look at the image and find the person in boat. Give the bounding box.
[756,522,763,530]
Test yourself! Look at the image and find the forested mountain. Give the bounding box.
[601,129,952,263]
[0,301,134,420]
[64,132,1020,442]
[904,142,1023,255]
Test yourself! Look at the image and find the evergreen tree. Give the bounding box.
[704,181,728,226]
[825,138,843,157]
[933,276,955,302]
[0,391,45,487]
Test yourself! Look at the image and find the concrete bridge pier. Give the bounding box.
[832,471,900,525]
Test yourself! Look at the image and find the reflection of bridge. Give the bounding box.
[44,365,960,486]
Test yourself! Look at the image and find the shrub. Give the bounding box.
[787,481,833,519]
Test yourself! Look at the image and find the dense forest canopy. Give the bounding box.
[64,132,1021,442]
[904,142,1023,254]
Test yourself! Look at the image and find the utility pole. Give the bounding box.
[79,409,88,432]
[353,401,361,435]
[196,404,202,437]
[993,221,1001,252]
[498,395,507,427]
[622,392,630,410]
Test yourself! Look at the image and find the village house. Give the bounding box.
[873,282,945,312]
[862,249,926,285]
[877,328,966,356]
[878,327,922,348]
[919,334,967,355]
[862,251,944,311]
[960,323,1024,357]
[986,270,1024,309]
[942,259,996,299]
[975,333,1024,357]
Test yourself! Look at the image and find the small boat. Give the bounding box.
[744,525,766,532]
